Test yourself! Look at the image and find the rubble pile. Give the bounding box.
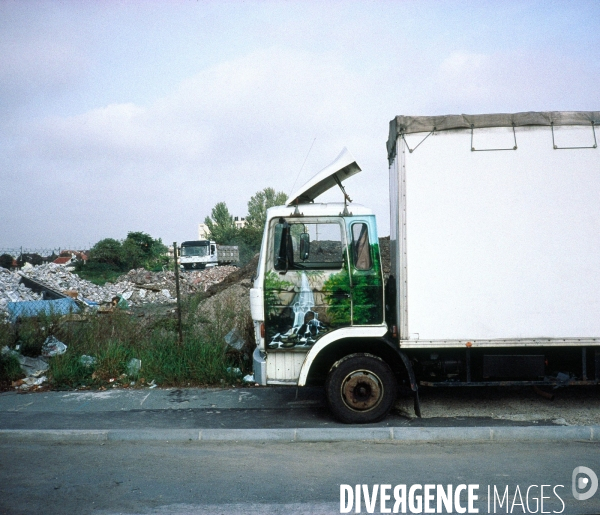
[118,266,237,296]
[0,263,240,317]
[185,266,239,292]
[0,268,43,309]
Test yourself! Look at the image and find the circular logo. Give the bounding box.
[572,466,598,501]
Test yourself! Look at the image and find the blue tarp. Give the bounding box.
[6,298,80,322]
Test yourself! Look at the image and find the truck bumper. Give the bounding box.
[253,348,267,385]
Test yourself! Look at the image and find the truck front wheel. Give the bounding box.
[325,353,397,424]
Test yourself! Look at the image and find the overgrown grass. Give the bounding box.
[73,262,123,285]
[0,352,22,387]
[0,292,254,389]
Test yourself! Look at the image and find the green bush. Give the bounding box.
[15,311,60,357]
[0,352,23,384]
[73,261,123,285]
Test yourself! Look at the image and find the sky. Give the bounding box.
[1,0,599,251]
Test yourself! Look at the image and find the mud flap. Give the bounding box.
[398,350,422,418]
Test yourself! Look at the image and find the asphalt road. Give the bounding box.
[0,386,582,431]
[2,440,600,515]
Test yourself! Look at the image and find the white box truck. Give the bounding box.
[250,111,600,423]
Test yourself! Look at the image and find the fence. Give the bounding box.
[0,248,90,257]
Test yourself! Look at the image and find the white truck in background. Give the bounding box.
[179,240,239,270]
[250,111,600,423]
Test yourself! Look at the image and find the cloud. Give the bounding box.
[20,47,366,179]
[434,50,598,113]
[0,37,89,116]
[4,47,376,247]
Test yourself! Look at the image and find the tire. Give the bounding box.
[325,353,397,424]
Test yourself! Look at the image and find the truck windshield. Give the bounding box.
[273,221,343,270]
[181,246,208,257]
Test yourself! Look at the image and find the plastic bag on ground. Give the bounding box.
[19,375,47,390]
[18,355,49,377]
[79,355,97,368]
[41,335,68,357]
[117,296,129,309]
[127,358,141,376]
[224,328,244,351]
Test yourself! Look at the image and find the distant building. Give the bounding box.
[52,256,73,266]
[234,217,246,230]
[198,223,210,240]
[52,251,88,266]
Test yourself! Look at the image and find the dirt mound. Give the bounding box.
[204,254,259,298]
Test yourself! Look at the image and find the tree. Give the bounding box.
[245,188,287,231]
[88,238,123,267]
[204,202,238,244]
[86,233,167,271]
[0,254,14,270]
[121,231,167,270]
[240,188,287,251]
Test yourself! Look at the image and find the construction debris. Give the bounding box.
[0,263,239,318]
[0,267,42,307]
[119,266,238,295]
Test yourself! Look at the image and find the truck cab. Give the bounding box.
[250,149,401,423]
[180,240,217,270]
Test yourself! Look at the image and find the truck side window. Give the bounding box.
[273,221,343,270]
[352,223,372,271]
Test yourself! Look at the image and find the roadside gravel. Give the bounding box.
[394,385,600,425]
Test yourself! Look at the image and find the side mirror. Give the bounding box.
[299,233,310,260]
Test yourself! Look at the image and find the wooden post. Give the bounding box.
[173,242,183,345]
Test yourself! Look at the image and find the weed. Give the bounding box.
[2,278,254,389]
[0,352,23,385]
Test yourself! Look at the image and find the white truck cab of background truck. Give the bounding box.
[250,111,600,423]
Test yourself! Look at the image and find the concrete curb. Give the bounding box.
[1,426,599,443]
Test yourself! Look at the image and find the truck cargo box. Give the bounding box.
[215,245,239,263]
[388,112,600,344]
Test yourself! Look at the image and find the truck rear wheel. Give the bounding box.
[325,353,397,424]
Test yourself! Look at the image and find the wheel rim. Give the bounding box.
[340,369,384,412]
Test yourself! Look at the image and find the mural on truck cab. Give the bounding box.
[264,218,383,351]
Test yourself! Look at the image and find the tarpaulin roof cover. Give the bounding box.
[387,111,600,163]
